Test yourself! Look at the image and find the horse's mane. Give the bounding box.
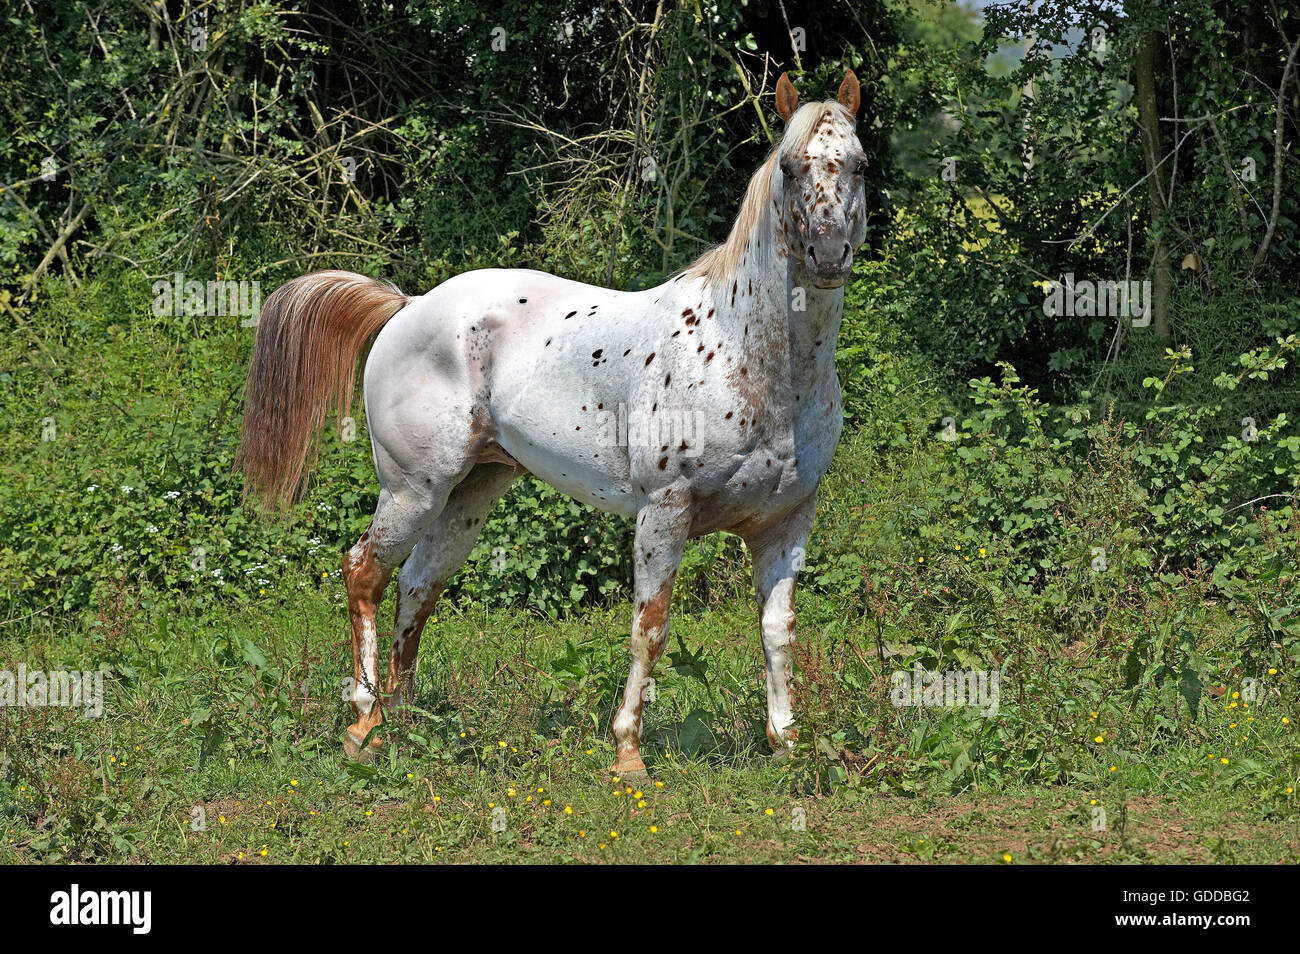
[683,101,855,285]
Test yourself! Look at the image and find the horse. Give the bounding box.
[236,70,868,777]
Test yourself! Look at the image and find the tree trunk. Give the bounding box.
[1135,29,1172,338]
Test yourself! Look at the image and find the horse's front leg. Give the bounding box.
[746,496,816,750]
[611,489,692,778]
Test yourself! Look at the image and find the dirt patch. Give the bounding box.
[813,794,1235,863]
[202,798,247,821]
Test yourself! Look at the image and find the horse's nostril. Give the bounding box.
[806,245,818,264]
[839,243,850,265]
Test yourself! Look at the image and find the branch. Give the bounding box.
[18,201,92,303]
[1252,32,1300,269]
[1206,112,1249,233]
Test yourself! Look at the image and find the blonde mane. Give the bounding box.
[684,101,854,284]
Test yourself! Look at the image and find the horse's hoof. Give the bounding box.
[610,756,648,781]
[766,724,799,752]
[343,729,381,762]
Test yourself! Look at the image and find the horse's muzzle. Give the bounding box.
[806,239,852,288]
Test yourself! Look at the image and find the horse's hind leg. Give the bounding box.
[342,331,497,756]
[386,462,519,707]
[611,489,693,778]
[342,458,505,756]
[342,488,439,758]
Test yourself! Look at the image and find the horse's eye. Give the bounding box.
[855,161,868,176]
[780,160,796,179]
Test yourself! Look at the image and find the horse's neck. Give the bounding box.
[722,207,843,390]
[783,260,843,384]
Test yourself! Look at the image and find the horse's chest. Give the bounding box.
[687,375,841,534]
[745,399,838,493]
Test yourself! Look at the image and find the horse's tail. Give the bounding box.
[236,270,409,513]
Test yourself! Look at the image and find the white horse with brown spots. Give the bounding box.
[237,71,868,776]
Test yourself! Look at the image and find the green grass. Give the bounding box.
[2,581,1297,864]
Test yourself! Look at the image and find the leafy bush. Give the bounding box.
[451,477,633,617]
[808,338,1300,638]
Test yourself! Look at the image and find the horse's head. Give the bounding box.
[774,70,868,289]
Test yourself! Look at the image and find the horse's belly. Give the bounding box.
[495,418,639,517]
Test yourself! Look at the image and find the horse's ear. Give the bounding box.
[775,72,799,122]
[837,68,861,115]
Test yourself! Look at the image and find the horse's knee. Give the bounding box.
[761,598,796,646]
[343,530,391,602]
[633,584,673,649]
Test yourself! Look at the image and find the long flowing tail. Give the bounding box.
[236,270,409,512]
